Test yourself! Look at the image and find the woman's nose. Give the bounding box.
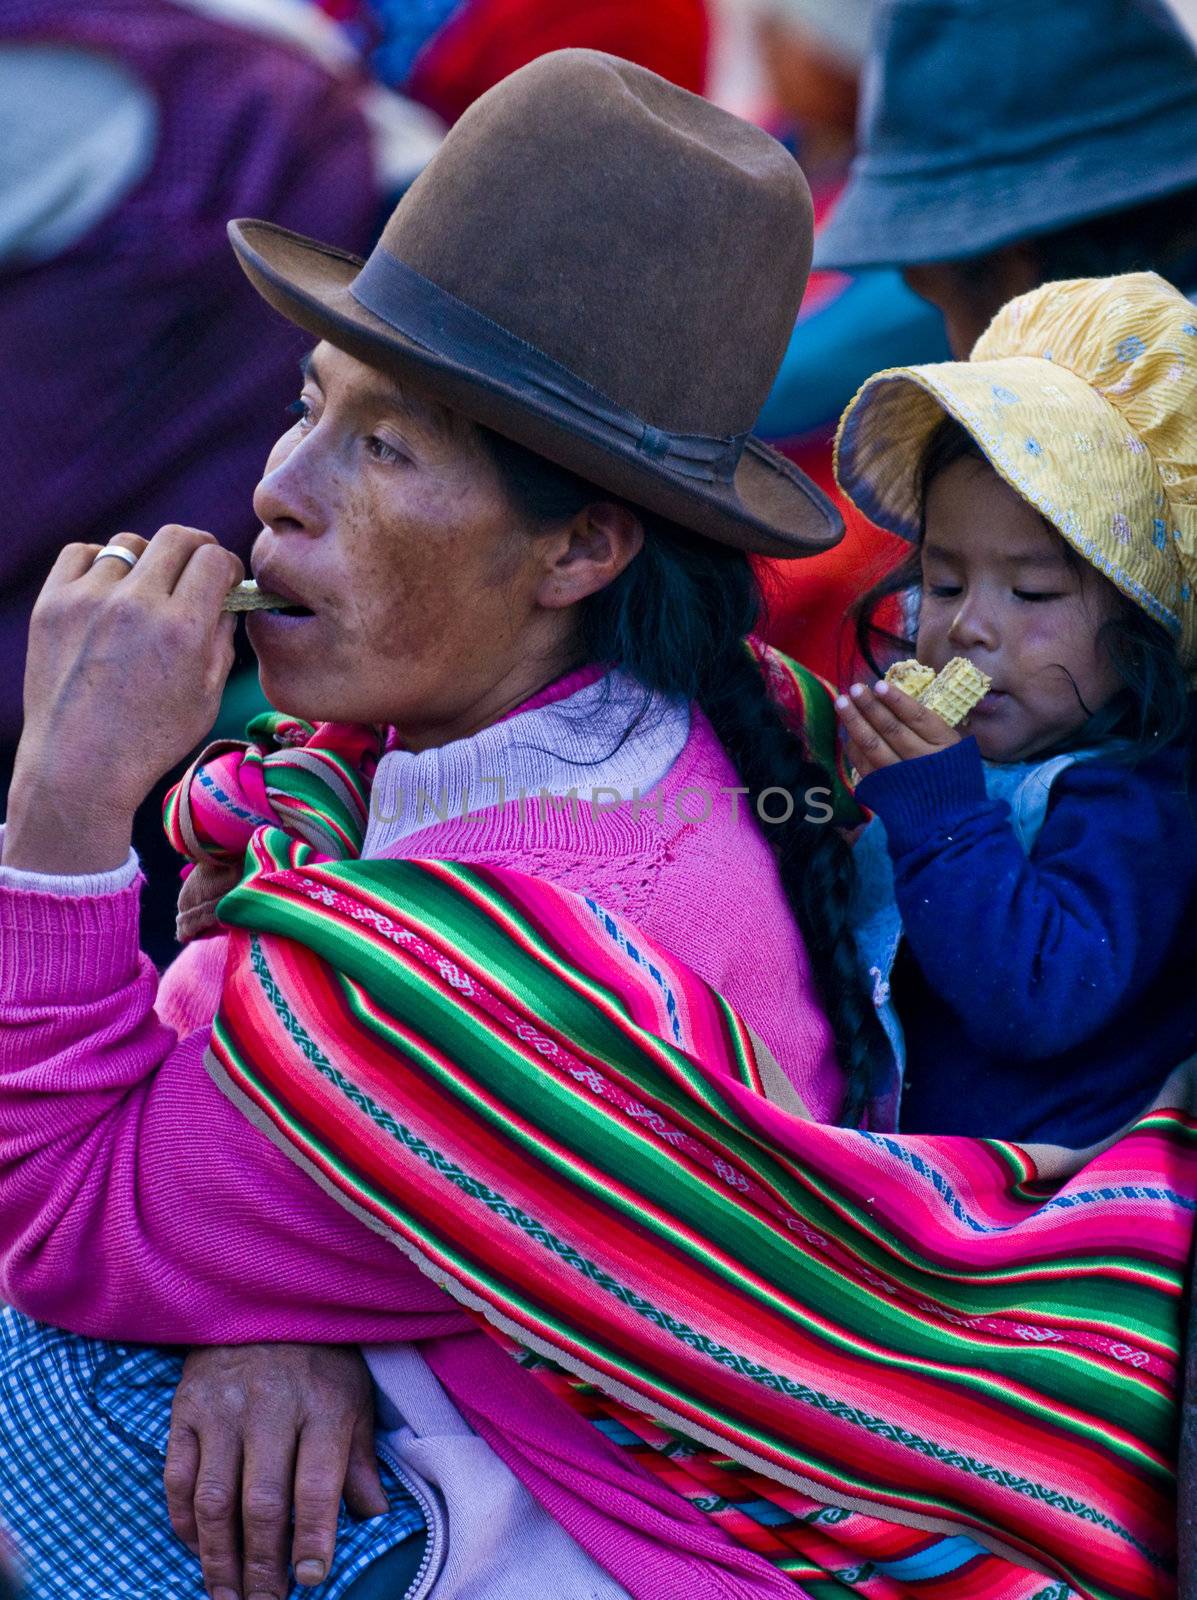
[252,427,328,536]
[947,594,998,651]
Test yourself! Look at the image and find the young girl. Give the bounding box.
[832,270,1197,1144]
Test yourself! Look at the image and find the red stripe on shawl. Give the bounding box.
[214,926,1174,1572]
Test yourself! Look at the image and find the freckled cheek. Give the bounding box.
[348,534,457,663]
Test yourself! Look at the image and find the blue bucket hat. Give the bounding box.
[814,0,1197,272]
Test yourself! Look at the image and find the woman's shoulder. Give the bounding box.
[639,706,804,948]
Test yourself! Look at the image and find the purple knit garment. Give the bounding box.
[0,0,379,741]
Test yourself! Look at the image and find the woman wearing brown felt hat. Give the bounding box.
[0,48,879,1600]
[0,48,1187,1600]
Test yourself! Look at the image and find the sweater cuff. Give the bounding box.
[0,875,147,1004]
[0,823,140,896]
[855,739,987,852]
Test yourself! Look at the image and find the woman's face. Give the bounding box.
[915,455,1122,762]
[248,343,582,746]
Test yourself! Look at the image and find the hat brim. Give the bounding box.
[833,357,1181,639]
[230,220,843,560]
[813,104,1197,272]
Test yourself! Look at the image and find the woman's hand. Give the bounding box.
[165,1343,389,1600]
[836,679,961,781]
[4,527,242,874]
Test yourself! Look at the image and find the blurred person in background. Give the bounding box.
[0,0,417,961]
[815,0,1197,354]
[311,0,709,122]
[748,0,949,683]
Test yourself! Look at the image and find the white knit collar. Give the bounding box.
[361,670,689,857]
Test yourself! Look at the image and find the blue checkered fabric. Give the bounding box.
[0,1308,425,1599]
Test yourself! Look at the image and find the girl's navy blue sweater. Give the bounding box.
[855,738,1197,1145]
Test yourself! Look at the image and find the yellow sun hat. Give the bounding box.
[833,272,1197,666]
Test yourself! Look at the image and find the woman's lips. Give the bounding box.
[249,569,315,616]
[246,607,317,633]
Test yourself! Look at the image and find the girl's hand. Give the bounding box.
[836,680,961,781]
[5,528,242,873]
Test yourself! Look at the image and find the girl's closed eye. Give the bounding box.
[1012,588,1066,603]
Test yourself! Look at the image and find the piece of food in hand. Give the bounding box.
[221,579,289,613]
[919,657,992,726]
[884,658,936,699]
[883,655,991,727]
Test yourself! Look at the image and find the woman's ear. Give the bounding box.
[536,502,644,610]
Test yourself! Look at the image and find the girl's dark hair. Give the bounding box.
[853,415,1194,766]
[478,425,883,1121]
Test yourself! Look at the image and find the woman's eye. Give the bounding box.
[288,397,313,426]
[1013,590,1064,603]
[924,582,961,599]
[366,435,403,464]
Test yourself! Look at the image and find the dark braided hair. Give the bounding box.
[478,426,884,1120]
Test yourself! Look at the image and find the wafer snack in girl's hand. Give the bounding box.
[221,580,289,613]
[885,656,991,726]
[884,659,935,700]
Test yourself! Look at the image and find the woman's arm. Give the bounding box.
[0,869,466,1342]
[0,527,466,1343]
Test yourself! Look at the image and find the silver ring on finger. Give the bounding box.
[90,545,139,571]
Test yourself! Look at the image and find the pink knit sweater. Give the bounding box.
[0,695,839,1600]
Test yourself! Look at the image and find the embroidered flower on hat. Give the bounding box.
[1115,335,1147,362]
[1183,323,1197,337]
[1025,438,1043,456]
[1126,436,1147,454]
[1154,518,1168,550]
[991,384,1019,404]
[1074,433,1094,453]
[1112,513,1132,544]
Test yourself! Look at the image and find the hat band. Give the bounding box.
[349,248,748,485]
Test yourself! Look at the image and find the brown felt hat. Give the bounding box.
[229,49,841,558]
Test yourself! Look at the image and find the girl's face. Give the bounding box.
[916,455,1123,762]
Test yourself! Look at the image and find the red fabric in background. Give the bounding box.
[753,449,906,689]
[408,0,709,124]
[754,184,908,687]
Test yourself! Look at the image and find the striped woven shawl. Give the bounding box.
[175,657,1197,1600]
